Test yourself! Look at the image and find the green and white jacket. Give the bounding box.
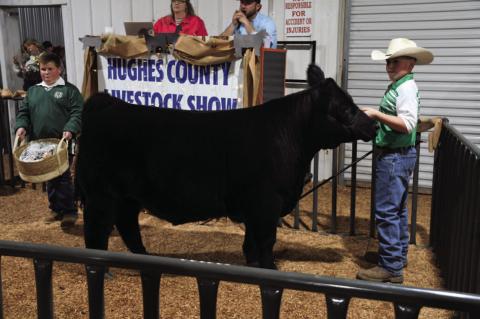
[375,73,419,148]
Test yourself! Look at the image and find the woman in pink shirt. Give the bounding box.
[154,0,207,36]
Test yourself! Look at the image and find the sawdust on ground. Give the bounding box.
[0,181,451,319]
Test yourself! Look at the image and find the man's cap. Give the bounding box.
[241,0,261,4]
[371,38,434,65]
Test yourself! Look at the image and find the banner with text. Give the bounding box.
[284,0,313,37]
[98,55,242,111]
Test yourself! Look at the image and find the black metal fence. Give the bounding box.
[430,121,480,302]
[1,240,480,319]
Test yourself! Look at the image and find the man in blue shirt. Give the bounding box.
[221,0,277,48]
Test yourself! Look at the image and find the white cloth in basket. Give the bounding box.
[19,141,56,162]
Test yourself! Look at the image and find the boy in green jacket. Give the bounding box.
[15,52,83,229]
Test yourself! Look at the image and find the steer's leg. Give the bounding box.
[243,224,259,267]
[253,220,278,269]
[114,199,147,254]
[83,195,115,251]
[245,194,281,269]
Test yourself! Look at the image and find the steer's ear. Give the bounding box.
[307,64,325,87]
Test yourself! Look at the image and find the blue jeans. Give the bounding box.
[374,147,417,276]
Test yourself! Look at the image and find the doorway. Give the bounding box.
[0,5,65,177]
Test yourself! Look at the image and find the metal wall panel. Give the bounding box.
[132,0,154,22]
[198,0,237,35]
[91,0,112,35]
[111,0,133,36]
[344,0,480,188]
[68,0,92,93]
[18,7,64,46]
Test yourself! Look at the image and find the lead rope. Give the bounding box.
[199,150,374,227]
[299,150,373,200]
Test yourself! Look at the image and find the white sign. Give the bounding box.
[98,55,243,111]
[284,0,313,37]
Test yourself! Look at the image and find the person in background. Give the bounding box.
[221,0,277,48]
[153,0,208,36]
[13,39,44,90]
[42,41,54,53]
[15,52,83,229]
[53,45,68,80]
[356,38,433,284]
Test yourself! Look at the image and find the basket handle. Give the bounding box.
[12,135,26,153]
[55,137,68,168]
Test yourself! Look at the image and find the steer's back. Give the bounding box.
[77,93,299,224]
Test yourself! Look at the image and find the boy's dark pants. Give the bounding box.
[46,168,77,217]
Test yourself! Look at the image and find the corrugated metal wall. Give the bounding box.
[344,0,480,188]
[18,7,64,46]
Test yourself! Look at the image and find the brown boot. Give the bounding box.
[356,266,403,284]
[44,211,62,224]
[364,252,408,268]
[61,214,78,228]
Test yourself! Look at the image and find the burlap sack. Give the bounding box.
[81,47,98,99]
[97,34,149,58]
[428,118,443,152]
[172,35,236,66]
[417,117,443,152]
[242,49,261,107]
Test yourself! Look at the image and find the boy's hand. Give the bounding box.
[361,107,379,119]
[16,128,26,140]
[63,131,73,140]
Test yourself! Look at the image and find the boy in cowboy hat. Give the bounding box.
[357,38,433,283]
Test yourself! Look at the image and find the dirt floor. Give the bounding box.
[0,179,452,319]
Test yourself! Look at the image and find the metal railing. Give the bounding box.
[1,240,480,319]
[430,120,480,317]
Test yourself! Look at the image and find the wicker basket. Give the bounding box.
[13,136,69,183]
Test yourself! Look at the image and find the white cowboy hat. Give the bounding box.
[371,38,434,65]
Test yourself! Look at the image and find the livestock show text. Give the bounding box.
[98,56,242,111]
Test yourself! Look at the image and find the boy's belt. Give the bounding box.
[376,146,414,155]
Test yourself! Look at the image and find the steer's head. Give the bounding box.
[307,64,376,149]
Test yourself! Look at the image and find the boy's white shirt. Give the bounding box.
[396,79,418,133]
[37,77,65,90]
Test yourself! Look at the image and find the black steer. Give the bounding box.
[76,64,376,269]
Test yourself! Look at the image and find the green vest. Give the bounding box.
[375,73,418,148]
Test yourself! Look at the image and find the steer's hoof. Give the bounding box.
[246,261,260,268]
